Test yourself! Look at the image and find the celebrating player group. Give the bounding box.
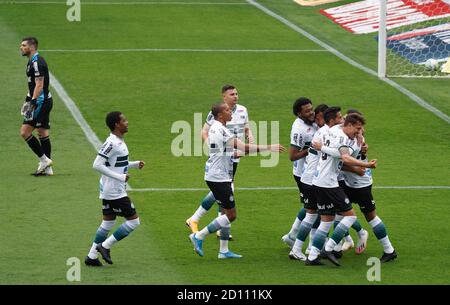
[185,89,397,267]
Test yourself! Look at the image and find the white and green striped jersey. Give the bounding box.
[290,117,318,178]
[313,125,355,188]
[97,133,130,200]
[343,136,373,188]
[206,104,249,163]
[300,124,330,185]
[204,120,234,182]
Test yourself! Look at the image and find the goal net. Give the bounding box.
[379,0,450,77]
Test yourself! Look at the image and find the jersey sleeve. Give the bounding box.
[97,140,116,160]
[290,126,304,149]
[34,58,47,77]
[205,111,214,126]
[333,134,355,155]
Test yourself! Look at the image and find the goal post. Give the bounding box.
[378,0,450,78]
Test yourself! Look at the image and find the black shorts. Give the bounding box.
[206,181,235,209]
[338,179,346,189]
[102,196,137,218]
[293,175,304,203]
[22,98,53,129]
[314,185,352,216]
[294,176,316,210]
[343,184,376,214]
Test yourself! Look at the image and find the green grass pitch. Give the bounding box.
[0,0,449,284]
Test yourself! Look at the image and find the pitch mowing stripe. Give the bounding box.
[41,48,328,53]
[130,186,450,192]
[0,1,249,5]
[49,72,134,190]
[246,0,450,124]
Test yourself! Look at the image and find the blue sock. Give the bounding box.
[207,219,222,234]
[201,192,216,210]
[297,208,306,221]
[94,227,109,244]
[113,222,136,241]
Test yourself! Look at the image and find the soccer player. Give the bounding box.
[306,114,377,266]
[189,102,284,258]
[85,112,145,266]
[341,121,397,262]
[186,85,254,239]
[281,97,318,248]
[288,105,338,260]
[19,37,53,175]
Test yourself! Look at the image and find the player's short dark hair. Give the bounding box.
[314,104,329,115]
[221,85,236,94]
[346,108,362,115]
[22,37,38,49]
[344,113,365,126]
[106,111,123,131]
[211,102,226,119]
[323,106,341,123]
[293,97,312,116]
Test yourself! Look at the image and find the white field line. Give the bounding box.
[41,48,328,53]
[246,0,450,124]
[50,72,134,190]
[0,1,249,5]
[130,186,450,192]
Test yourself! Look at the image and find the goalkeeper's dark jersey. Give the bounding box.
[26,52,51,102]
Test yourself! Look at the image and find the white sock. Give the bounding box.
[191,206,208,222]
[334,239,344,251]
[358,228,367,239]
[39,154,49,162]
[88,243,99,259]
[288,217,302,239]
[345,235,354,243]
[308,246,321,261]
[380,236,395,254]
[102,235,118,249]
[220,239,229,253]
[325,239,337,252]
[292,239,304,254]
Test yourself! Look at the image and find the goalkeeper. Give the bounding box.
[19,37,53,176]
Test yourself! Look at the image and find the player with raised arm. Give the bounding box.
[189,102,284,259]
[306,114,376,266]
[281,97,318,248]
[186,85,254,240]
[85,112,145,266]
